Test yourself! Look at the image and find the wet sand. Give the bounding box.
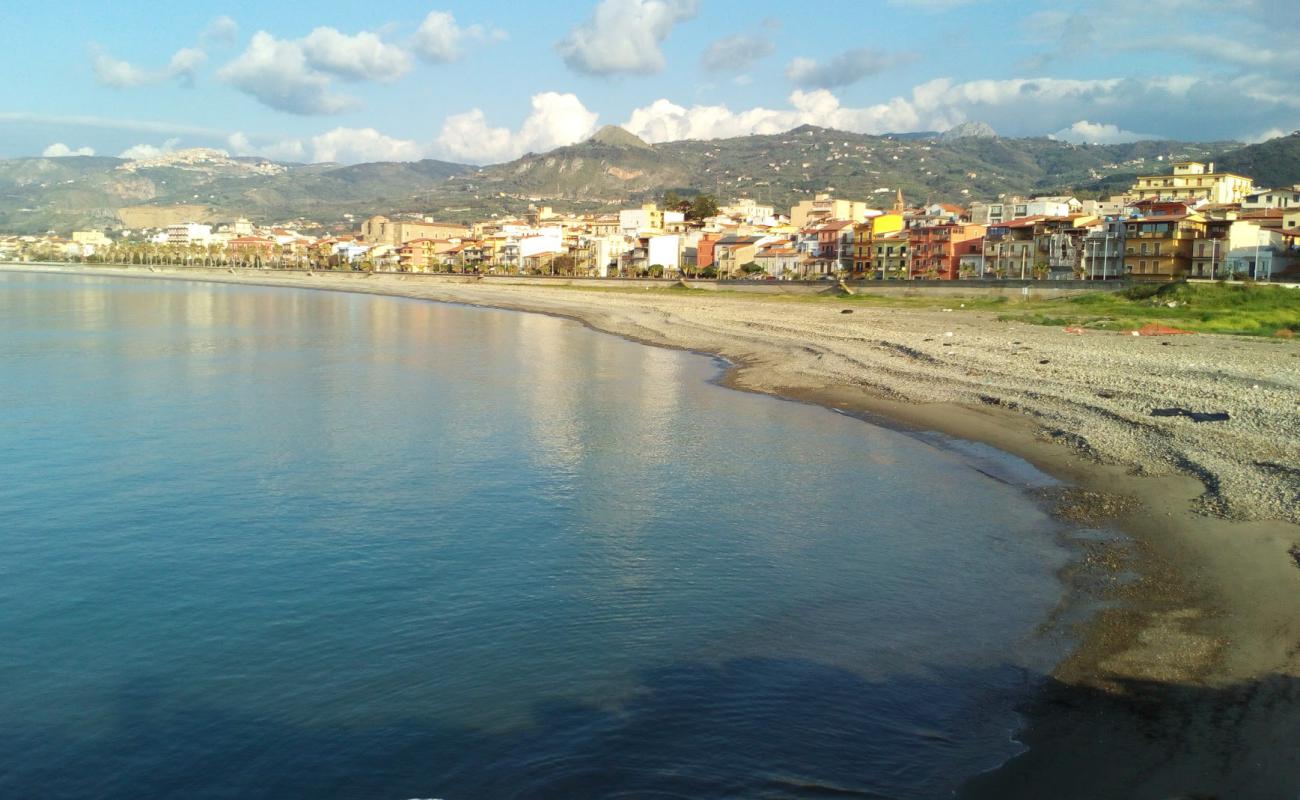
[9,264,1299,799]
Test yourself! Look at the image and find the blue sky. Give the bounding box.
[3,0,1296,164]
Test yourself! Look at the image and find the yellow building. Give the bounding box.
[851,213,905,275]
[1130,162,1254,205]
[1124,212,1207,279]
[791,194,877,228]
[71,230,112,247]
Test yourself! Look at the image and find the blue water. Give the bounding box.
[0,271,1074,799]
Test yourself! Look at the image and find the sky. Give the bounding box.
[3,0,1296,165]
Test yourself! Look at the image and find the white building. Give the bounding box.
[721,198,777,226]
[1243,185,1300,210]
[166,222,213,245]
[647,234,682,273]
[1025,196,1082,217]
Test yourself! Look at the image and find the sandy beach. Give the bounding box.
[9,264,1300,798]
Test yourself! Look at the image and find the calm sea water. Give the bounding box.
[0,271,1074,799]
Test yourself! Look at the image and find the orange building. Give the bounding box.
[909,223,986,280]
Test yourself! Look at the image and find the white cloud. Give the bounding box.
[786,48,912,89]
[90,45,206,88]
[201,15,239,47]
[435,92,599,163]
[226,132,307,161]
[1050,120,1158,145]
[300,27,411,81]
[619,76,1272,143]
[1244,127,1292,144]
[42,143,95,157]
[310,127,426,163]
[700,34,773,73]
[0,112,224,137]
[217,31,355,114]
[557,0,697,75]
[118,138,182,160]
[412,10,505,62]
[623,90,921,142]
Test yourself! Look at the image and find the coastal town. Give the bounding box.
[3,155,1299,283]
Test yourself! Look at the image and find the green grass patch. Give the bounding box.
[1000,282,1300,336]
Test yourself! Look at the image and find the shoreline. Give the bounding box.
[8,263,1300,797]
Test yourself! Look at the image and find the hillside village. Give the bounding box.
[4,154,1299,283]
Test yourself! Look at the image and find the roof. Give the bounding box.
[820,220,856,231]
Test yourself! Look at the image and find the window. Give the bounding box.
[1141,243,1151,255]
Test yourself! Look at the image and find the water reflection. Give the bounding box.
[0,272,1076,800]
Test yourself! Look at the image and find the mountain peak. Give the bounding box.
[588,125,651,149]
[940,121,998,142]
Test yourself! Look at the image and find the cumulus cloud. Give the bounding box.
[412,10,505,62]
[226,132,307,161]
[90,45,206,88]
[618,75,1293,144]
[557,0,697,75]
[700,34,773,73]
[42,143,95,157]
[435,92,599,163]
[218,32,355,114]
[201,15,239,47]
[786,48,912,89]
[300,27,411,81]
[310,127,426,163]
[118,138,181,160]
[1050,120,1158,145]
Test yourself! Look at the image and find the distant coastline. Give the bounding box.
[7,262,1300,798]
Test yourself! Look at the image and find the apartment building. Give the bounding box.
[1130,161,1254,205]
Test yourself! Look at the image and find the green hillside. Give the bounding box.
[4,127,1297,234]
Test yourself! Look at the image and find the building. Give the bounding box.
[1190,219,1286,280]
[969,197,1026,225]
[1242,184,1300,210]
[1080,218,1127,280]
[360,215,467,247]
[851,213,905,276]
[619,203,666,236]
[1129,161,1254,205]
[816,220,857,273]
[790,195,876,228]
[70,230,109,245]
[871,230,910,279]
[981,218,1038,278]
[714,235,764,277]
[720,198,777,226]
[981,216,1091,279]
[910,223,985,280]
[227,236,278,262]
[753,241,804,278]
[1123,211,1207,279]
[166,222,213,245]
[398,238,456,272]
[647,234,682,274]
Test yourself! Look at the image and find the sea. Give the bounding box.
[0,270,1078,799]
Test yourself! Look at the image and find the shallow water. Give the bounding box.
[0,272,1074,799]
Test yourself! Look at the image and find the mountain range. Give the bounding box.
[2,126,1297,234]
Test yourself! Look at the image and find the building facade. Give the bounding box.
[1130,162,1254,205]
